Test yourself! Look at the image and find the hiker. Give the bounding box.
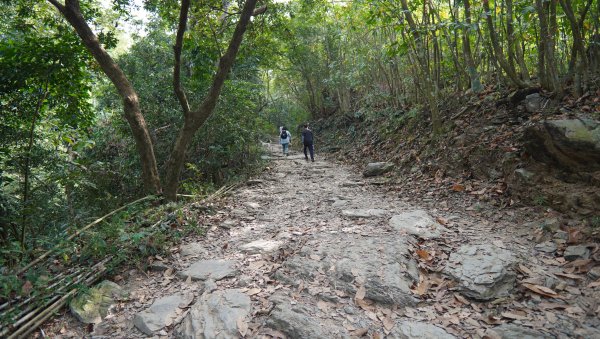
[301,123,314,162]
[280,126,291,156]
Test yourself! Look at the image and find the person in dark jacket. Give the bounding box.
[301,123,314,162]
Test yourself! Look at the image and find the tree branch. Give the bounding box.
[192,0,259,126]
[173,0,191,117]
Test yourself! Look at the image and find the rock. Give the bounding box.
[363,162,395,177]
[134,293,192,335]
[514,168,535,182]
[554,230,569,240]
[535,241,557,253]
[239,239,283,254]
[174,290,250,339]
[488,323,552,339]
[219,220,237,229]
[244,202,260,209]
[564,245,590,261]
[588,266,600,280]
[389,321,456,339]
[178,259,237,281]
[341,209,387,218]
[541,217,561,232]
[279,233,418,306]
[180,242,208,257]
[524,93,543,113]
[266,299,342,338]
[523,119,600,172]
[148,261,169,272]
[444,244,517,300]
[70,281,126,324]
[341,181,364,187]
[331,200,348,207]
[389,210,445,239]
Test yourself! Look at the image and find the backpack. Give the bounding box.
[280,130,287,139]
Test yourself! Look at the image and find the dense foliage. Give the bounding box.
[1,0,598,271]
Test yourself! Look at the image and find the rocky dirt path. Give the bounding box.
[44,144,599,338]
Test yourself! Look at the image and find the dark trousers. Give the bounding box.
[303,143,314,160]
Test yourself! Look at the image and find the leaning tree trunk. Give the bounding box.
[47,0,162,195]
[163,0,259,201]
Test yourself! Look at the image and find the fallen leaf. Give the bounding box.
[554,272,583,280]
[453,294,469,304]
[309,254,321,261]
[522,283,560,298]
[412,274,429,296]
[237,317,249,337]
[246,288,261,296]
[350,328,368,337]
[416,249,431,261]
[382,316,395,331]
[588,279,600,288]
[164,268,174,277]
[517,264,534,276]
[355,285,366,301]
[451,183,465,192]
[435,216,448,225]
[317,300,329,312]
[372,332,382,339]
[501,311,529,320]
[22,280,33,296]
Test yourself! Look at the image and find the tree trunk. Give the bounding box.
[559,0,593,96]
[462,0,483,93]
[48,0,162,195]
[399,0,442,135]
[482,0,527,88]
[163,0,258,200]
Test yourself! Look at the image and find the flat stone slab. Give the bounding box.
[180,242,209,257]
[444,244,517,300]
[535,241,557,253]
[134,293,193,335]
[175,289,251,339]
[266,297,343,338]
[178,259,237,281]
[278,233,418,306]
[240,239,283,254]
[488,323,552,339]
[389,210,445,239]
[70,280,126,324]
[389,321,456,339]
[341,209,387,219]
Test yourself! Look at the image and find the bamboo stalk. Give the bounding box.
[7,266,106,339]
[16,196,154,276]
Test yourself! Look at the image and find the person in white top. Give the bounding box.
[279,126,291,156]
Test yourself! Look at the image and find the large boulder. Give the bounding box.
[363,162,395,177]
[523,119,600,172]
[278,233,419,306]
[175,289,251,339]
[69,280,126,324]
[444,244,517,300]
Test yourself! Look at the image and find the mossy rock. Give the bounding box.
[69,280,127,324]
